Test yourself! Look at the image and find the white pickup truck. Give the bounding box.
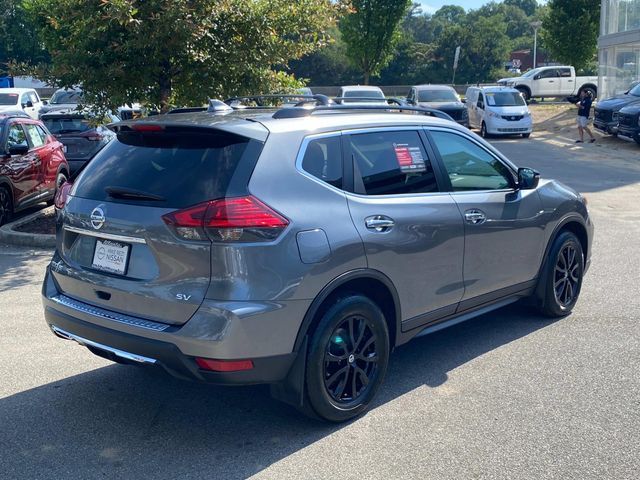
[497,66,598,101]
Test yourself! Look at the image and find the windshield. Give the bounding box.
[0,93,19,106]
[486,92,526,107]
[522,68,542,78]
[344,90,384,98]
[629,84,640,97]
[417,89,459,102]
[50,90,83,104]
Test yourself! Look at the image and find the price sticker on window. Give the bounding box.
[394,143,426,173]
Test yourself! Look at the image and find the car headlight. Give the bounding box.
[487,110,499,118]
[523,111,531,117]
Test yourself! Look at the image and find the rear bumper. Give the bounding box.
[42,266,305,385]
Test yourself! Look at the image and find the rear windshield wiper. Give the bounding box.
[105,186,166,202]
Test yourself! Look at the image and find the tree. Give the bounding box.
[23,0,338,111]
[505,0,538,17]
[542,0,600,70]
[0,0,49,75]
[340,0,411,84]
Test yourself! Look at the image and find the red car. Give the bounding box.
[0,112,69,226]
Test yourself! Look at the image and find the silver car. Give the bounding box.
[43,103,593,422]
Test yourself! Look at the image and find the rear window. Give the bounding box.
[0,93,19,106]
[50,91,83,104]
[72,129,262,208]
[43,117,92,134]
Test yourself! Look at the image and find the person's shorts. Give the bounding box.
[577,116,589,128]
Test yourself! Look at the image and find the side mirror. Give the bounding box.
[534,74,541,80]
[43,100,49,105]
[518,167,540,190]
[461,98,467,104]
[9,144,30,156]
[24,100,34,108]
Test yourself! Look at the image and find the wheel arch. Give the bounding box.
[515,84,531,99]
[0,176,13,199]
[293,269,401,353]
[579,83,598,97]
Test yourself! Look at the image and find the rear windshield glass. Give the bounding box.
[344,90,384,98]
[0,93,19,105]
[43,117,92,134]
[50,91,83,104]
[72,129,261,208]
[418,89,458,102]
[485,92,526,107]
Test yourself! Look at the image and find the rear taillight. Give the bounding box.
[162,196,289,242]
[54,181,73,209]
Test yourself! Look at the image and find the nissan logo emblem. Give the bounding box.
[90,207,106,230]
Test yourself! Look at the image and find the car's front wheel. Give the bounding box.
[480,122,489,138]
[304,295,390,422]
[536,231,584,317]
[0,186,13,227]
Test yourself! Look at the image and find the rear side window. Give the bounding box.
[301,136,342,189]
[73,129,262,208]
[24,124,45,148]
[349,130,438,195]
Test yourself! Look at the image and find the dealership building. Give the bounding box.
[599,0,640,98]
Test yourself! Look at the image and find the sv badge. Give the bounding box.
[176,294,192,301]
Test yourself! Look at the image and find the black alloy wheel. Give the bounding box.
[0,187,12,227]
[303,295,389,422]
[481,122,489,138]
[324,314,378,404]
[553,243,580,308]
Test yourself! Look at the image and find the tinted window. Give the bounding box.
[430,131,513,191]
[418,89,459,102]
[72,130,260,208]
[43,116,93,134]
[0,93,19,106]
[349,131,438,195]
[301,136,342,189]
[24,124,45,148]
[559,68,572,77]
[6,124,28,150]
[50,90,83,104]
[344,90,384,98]
[539,69,558,79]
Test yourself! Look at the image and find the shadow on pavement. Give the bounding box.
[0,304,556,480]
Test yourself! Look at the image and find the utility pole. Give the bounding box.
[530,21,542,69]
[452,46,461,85]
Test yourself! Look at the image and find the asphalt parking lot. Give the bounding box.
[1,133,639,480]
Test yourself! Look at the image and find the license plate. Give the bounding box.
[92,239,130,275]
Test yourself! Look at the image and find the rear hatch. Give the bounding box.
[53,122,265,325]
[42,115,112,160]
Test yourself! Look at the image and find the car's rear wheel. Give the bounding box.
[0,186,13,227]
[303,295,389,422]
[536,231,584,317]
[47,171,68,207]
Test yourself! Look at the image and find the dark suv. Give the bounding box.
[594,83,640,135]
[0,113,69,225]
[42,100,593,422]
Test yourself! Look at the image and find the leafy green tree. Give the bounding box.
[23,0,338,111]
[542,0,600,70]
[340,0,411,84]
[505,0,538,17]
[0,0,49,75]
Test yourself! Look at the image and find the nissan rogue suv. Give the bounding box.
[42,100,593,422]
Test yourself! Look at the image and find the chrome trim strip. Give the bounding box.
[63,226,147,244]
[51,325,158,364]
[50,294,169,332]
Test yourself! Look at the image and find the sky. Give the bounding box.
[418,1,546,15]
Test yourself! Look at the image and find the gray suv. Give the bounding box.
[42,102,593,422]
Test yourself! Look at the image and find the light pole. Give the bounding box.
[530,21,543,69]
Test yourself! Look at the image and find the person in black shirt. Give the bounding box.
[575,90,595,143]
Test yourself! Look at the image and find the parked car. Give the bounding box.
[465,86,532,138]
[406,84,469,127]
[43,102,592,422]
[497,66,598,102]
[40,110,119,174]
[38,88,83,117]
[338,85,386,104]
[593,82,640,135]
[616,102,640,145]
[0,88,44,119]
[0,112,69,225]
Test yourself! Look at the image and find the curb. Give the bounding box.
[0,206,56,248]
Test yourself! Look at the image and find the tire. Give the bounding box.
[47,171,68,207]
[303,295,390,422]
[480,122,489,138]
[522,133,531,138]
[536,231,584,317]
[580,86,597,100]
[516,87,530,102]
[0,185,13,227]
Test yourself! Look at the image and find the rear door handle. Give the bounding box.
[365,215,395,232]
[464,209,486,225]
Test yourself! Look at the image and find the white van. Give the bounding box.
[465,86,532,138]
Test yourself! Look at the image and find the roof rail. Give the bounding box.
[272,98,455,121]
[167,107,207,114]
